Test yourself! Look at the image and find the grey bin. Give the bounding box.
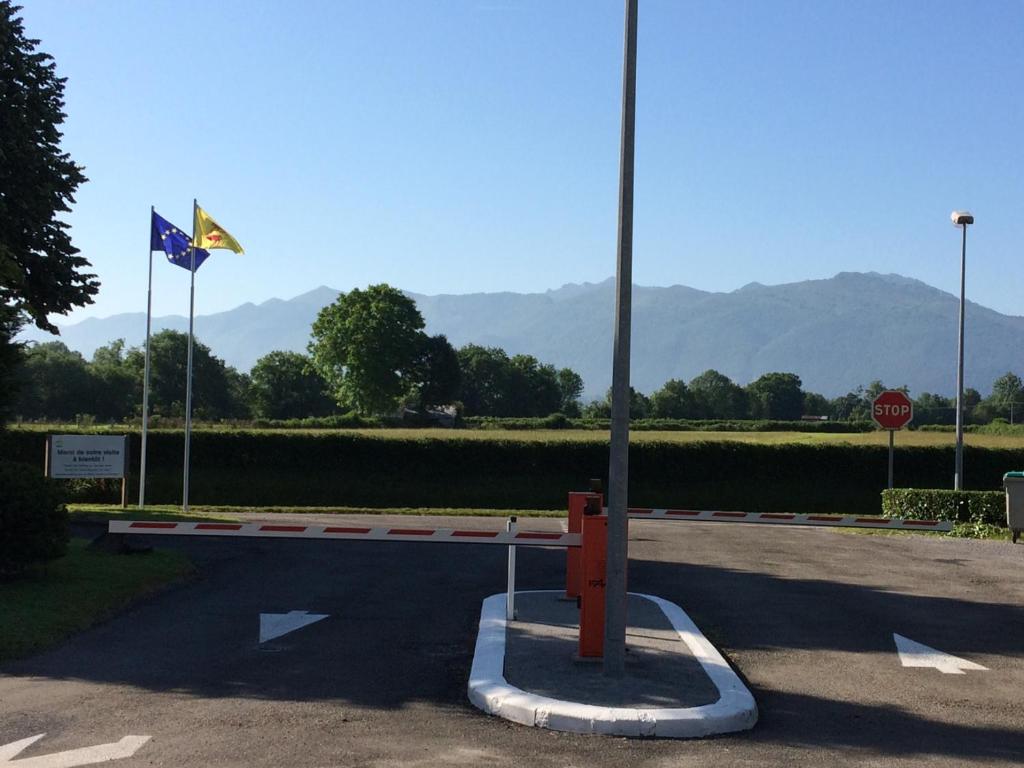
[1003,472,1024,544]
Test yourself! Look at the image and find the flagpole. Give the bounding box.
[183,199,197,512]
[139,205,155,508]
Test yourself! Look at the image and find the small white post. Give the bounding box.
[506,516,517,622]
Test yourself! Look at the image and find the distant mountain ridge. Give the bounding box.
[18,273,1024,399]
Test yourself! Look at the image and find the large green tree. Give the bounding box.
[556,368,584,417]
[124,330,245,420]
[456,345,514,416]
[1,3,97,421]
[309,284,426,415]
[249,350,334,420]
[746,372,804,420]
[13,340,92,420]
[89,339,138,420]
[649,378,696,419]
[411,334,461,410]
[689,369,748,419]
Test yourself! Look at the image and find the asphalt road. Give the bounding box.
[1,515,1022,767]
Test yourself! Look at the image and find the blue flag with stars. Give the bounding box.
[151,210,210,271]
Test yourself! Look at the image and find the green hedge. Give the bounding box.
[462,416,875,433]
[4,429,1021,515]
[881,488,1005,526]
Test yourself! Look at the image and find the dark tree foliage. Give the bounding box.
[746,372,804,421]
[556,368,584,417]
[0,3,96,427]
[508,355,562,417]
[456,345,514,416]
[584,387,650,420]
[14,340,92,420]
[412,334,461,410]
[0,3,97,332]
[650,378,697,419]
[689,369,748,419]
[123,330,246,420]
[250,350,334,420]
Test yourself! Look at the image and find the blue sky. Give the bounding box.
[18,0,1024,324]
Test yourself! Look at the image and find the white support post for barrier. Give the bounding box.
[506,516,517,622]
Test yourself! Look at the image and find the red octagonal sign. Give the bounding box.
[872,390,914,430]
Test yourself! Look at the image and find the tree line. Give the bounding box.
[12,281,1024,425]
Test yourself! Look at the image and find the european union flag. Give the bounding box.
[151,210,210,271]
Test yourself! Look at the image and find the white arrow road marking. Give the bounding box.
[0,734,149,767]
[894,633,988,674]
[259,610,329,644]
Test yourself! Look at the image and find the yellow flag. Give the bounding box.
[194,206,245,253]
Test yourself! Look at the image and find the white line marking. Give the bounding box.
[259,611,329,644]
[894,633,988,674]
[0,734,150,767]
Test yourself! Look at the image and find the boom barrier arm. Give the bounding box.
[622,508,953,532]
[107,520,581,547]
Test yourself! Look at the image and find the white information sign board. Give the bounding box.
[47,434,128,479]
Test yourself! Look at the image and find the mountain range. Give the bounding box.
[18,272,1024,399]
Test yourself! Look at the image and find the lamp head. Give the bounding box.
[951,210,974,226]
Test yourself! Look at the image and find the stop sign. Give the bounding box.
[872,390,914,430]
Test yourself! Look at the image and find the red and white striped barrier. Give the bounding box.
[621,508,952,532]
[107,520,581,547]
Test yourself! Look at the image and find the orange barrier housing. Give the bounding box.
[578,512,608,658]
[566,492,602,598]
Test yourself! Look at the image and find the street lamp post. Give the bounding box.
[951,210,974,491]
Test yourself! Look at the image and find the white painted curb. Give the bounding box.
[467,590,757,738]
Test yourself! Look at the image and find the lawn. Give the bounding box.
[0,539,193,661]
[305,428,1024,449]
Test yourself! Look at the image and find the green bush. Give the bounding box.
[881,488,1005,526]
[0,461,69,576]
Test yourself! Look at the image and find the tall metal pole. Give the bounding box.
[139,205,155,507]
[604,0,638,679]
[183,199,197,512]
[887,429,894,490]
[954,223,967,490]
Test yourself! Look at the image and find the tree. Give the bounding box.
[508,355,562,416]
[457,345,514,416]
[589,386,650,420]
[914,392,954,426]
[410,334,461,410]
[89,339,137,420]
[249,350,334,420]
[13,341,91,420]
[649,379,696,419]
[746,372,804,420]
[802,391,830,417]
[556,368,584,417]
[1,3,97,419]
[985,371,1024,423]
[689,369,748,419]
[124,330,243,419]
[309,284,425,415]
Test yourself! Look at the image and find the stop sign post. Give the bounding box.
[873,390,914,489]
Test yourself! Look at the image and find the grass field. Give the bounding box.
[22,423,1024,449]
[0,539,193,661]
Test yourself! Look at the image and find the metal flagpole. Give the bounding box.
[183,199,197,512]
[604,0,638,678]
[139,206,155,507]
